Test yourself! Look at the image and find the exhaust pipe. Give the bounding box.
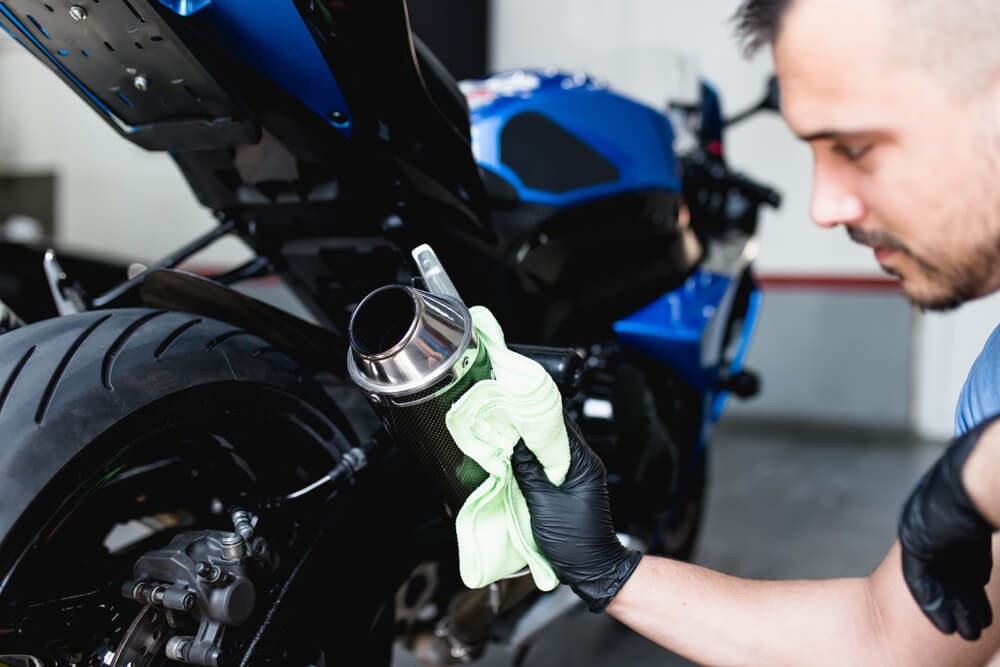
[347,285,493,511]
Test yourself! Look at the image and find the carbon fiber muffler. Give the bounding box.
[347,284,491,511]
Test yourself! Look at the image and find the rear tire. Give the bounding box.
[0,308,358,663]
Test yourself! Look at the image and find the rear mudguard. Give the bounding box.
[139,268,348,375]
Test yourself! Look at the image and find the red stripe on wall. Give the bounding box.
[756,274,901,292]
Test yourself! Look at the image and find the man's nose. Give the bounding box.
[810,167,865,229]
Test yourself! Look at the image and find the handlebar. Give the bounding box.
[680,149,782,236]
[724,171,782,209]
[682,150,782,209]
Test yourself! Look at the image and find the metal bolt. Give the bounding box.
[69,5,86,20]
[230,507,254,541]
[219,532,245,561]
[328,110,348,124]
[195,561,213,577]
[165,637,190,662]
[133,75,148,92]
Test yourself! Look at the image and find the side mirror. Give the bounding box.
[724,74,781,127]
[762,74,780,113]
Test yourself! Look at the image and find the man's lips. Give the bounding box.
[873,246,897,262]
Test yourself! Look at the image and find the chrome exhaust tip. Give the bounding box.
[347,285,481,404]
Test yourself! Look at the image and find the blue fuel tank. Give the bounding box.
[461,69,682,210]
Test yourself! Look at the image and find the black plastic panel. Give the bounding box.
[0,0,255,150]
[500,112,620,194]
[480,166,519,201]
[446,189,700,345]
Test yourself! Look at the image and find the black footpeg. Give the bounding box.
[719,369,760,399]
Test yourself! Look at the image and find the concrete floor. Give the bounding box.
[393,419,945,667]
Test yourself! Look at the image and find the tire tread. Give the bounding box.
[154,317,202,359]
[0,345,35,419]
[35,313,113,424]
[205,329,254,351]
[101,309,168,390]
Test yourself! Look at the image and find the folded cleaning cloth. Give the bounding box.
[446,306,570,591]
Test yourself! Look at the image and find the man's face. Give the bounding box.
[774,0,1000,310]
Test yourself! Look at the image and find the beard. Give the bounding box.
[847,219,1000,311]
[915,110,1000,310]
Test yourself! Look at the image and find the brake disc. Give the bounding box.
[0,656,44,667]
[110,605,170,667]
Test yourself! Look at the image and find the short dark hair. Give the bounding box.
[732,0,793,56]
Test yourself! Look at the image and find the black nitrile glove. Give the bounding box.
[899,417,999,640]
[512,419,642,612]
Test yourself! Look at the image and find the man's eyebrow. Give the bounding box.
[797,129,873,142]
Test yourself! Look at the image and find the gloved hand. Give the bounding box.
[512,418,642,612]
[899,417,998,640]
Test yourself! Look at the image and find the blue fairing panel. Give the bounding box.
[613,271,732,391]
[462,70,680,209]
[158,0,352,136]
[709,287,761,422]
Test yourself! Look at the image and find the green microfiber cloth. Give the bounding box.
[446,306,570,591]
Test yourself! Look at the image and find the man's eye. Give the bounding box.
[833,143,872,161]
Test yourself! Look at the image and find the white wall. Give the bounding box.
[0,46,250,267]
[725,290,912,428]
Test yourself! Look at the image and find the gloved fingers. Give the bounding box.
[977,589,994,630]
[902,552,955,634]
[562,422,608,487]
[512,440,556,491]
[966,586,993,634]
[924,599,957,636]
[952,596,983,641]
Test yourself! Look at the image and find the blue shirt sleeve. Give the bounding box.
[955,323,1000,436]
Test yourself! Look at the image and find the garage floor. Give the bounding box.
[392,419,945,666]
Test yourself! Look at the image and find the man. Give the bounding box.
[513,0,1000,664]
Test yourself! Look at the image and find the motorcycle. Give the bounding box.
[0,1,780,664]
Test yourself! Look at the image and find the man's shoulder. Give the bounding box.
[956,323,1000,436]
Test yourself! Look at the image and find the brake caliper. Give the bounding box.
[119,527,262,666]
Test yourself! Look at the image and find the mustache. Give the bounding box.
[847,227,945,277]
[846,227,907,252]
